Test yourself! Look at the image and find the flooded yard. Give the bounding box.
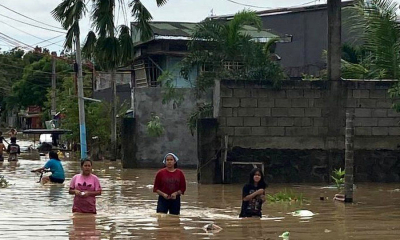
[1,149,400,239]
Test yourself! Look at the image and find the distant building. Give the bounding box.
[18,105,42,129]
[211,1,355,79]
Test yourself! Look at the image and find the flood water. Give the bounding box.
[1,144,400,239]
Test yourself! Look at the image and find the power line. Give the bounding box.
[0,33,33,50]
[225,0,272,9]
[0,20,64,48]
[0,13,65,34]
[0,3,65,30]
[33,35,64,45]
[224,0,322,9]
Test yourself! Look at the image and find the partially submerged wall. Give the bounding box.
[217,80,400,182]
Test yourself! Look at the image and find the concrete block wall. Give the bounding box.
[218,80,400,150]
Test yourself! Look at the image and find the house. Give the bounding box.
[18,105,42,129]
[130,21,289,88]
[211,1,355,79]
[111,21,292,168]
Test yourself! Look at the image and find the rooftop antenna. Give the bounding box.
[210,8,214,17]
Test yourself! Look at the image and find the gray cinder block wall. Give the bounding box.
[217,80,400,182]
[133,88,201,168]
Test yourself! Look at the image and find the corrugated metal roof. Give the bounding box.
[141,21,280,39]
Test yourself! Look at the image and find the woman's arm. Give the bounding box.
[31,167,45,173]
[81,190,101,197]
[156,189,169,199]
[69,188,80,195]
[243,189,264,202]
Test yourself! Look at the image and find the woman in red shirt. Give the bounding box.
[153,153,186,215]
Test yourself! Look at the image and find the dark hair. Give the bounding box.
[10,137,16,143]
[49,151,60,161]
[248,168,267,189]
[81,159,93,167]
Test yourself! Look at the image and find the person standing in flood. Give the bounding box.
[7,137,20,161]
[69,159,102,214]
[153,153,186,215]
[0,138,6,161]
[239,168,267,218]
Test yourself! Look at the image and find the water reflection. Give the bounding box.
[69,213,100,240]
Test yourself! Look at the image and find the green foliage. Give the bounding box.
[11,56,72,108]
[345,0,400,79]
[56,77,111,147]
[332,168,345,191]
[301,74,321,81]
[0,175,9,188]
[181,10,286,96]
[157,70,184,108]
[266,189,304,203]
[187,103,213,135]
[147,114,164,137]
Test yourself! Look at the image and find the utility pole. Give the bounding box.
[110,70,117,161]
[51,52,57,118]
[75,33,88,160]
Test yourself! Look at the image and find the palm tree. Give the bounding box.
[345,0,400,79]
[129,0,168,41]
[180,10,285,94]
[53,0,137,160]
[52,0,88,160]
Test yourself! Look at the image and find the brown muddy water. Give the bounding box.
[1,150,400,239]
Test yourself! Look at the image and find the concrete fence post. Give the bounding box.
[344,109,354,202]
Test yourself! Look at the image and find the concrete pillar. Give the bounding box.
[121,117,137,168]
[344,110,354,202]
[327,0,342,81]
[197,118,221,184]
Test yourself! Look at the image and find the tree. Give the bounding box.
[81,0,135,161]
[52,0,89,160]
[53,0,137,160]
[345,0,400,79]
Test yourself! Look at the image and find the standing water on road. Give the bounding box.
[1,150,400,239]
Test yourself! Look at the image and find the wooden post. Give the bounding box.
[344,110,354,203]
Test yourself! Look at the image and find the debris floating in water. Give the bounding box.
[203,223,222,233]
[0,175,9,188]
[279,231,290,239]
[291,210,314,217]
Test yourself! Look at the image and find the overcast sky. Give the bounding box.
[0,0,345,54]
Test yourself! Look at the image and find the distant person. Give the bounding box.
[0,131,9,145]
[6,137,20,161]
[239,168,267,218]
[8,129,17,138]
[69,159,102,214]
[0,138,6,161]
[153,153,186,215]
[31,151,65,184]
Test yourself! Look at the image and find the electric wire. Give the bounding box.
[0,20,64,48]
[0,3,65,30]
[224,0,322,9]
[0,13,66,34]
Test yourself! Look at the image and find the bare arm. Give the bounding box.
[243,189,264,202]
[31,167,45,173]
[156,189,169,199]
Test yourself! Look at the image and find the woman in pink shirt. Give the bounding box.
[69,159,102,214]
[153,153,186,215]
